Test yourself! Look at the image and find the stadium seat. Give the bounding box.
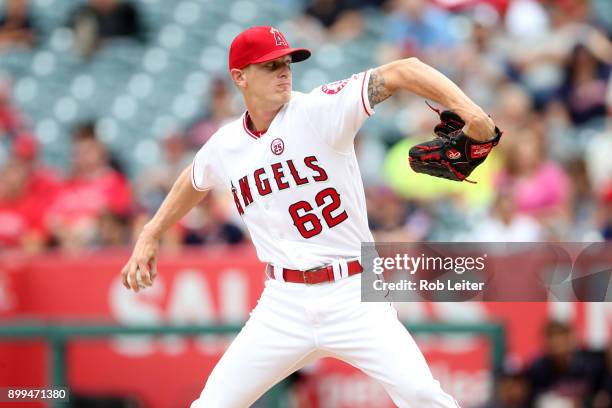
[14,76,39,104]
[174,1,203,26]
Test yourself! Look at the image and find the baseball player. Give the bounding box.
[121,26,496,407]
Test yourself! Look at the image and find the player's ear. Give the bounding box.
[230,68,247,89]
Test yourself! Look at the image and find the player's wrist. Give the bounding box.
[449,105,493,142]
[141,223,163,240]
[463,116,495,142]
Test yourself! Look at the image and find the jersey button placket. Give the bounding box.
[259,200,280,239]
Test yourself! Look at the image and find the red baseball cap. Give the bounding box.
[229,26,311,71]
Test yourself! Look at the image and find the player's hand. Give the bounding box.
[454,107,495,142]
[121,228,160,293]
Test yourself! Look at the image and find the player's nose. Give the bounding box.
[278,65,291,78]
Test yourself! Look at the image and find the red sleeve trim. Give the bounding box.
[360,70,373,117]
[191,160,209,192]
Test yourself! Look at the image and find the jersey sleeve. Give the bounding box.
[191,139,223,191]
[304,69,375,153]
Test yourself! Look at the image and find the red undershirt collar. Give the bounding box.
[244,111,267,139]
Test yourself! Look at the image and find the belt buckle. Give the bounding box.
[303,265,326,284]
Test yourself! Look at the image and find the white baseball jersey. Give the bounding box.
[192,70,375,270]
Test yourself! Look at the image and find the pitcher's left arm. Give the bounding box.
[367,58,495,142]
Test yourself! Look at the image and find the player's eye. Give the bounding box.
[266,60,291,71]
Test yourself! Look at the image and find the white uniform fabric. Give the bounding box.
[190,71,459,407]
[192,71,375,270]
[190,275,459,408]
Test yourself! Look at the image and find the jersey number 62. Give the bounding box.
[288,187,348,239]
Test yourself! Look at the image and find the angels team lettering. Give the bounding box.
[232,156,328,214]
[231,156,348,238]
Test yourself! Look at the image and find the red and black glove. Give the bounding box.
[408,106,502,183]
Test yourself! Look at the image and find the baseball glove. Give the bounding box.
[408,104,502,183]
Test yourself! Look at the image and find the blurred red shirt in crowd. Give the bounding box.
[0,158,47,250]
[0,134,61,251]
[13,134,61,196]
[46,125,131,247]
[49,171,131,222]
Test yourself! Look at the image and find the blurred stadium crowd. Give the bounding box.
[0,0,610,254]
[482,320,612,408]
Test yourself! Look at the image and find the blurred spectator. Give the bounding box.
[455,7,510,106]
[504,0,549,39]
[481,370,530,408]
[0,133,59,252]
[297,0,374,42]
[585,75,612,206]
[11,133,61,198]
[565,157,601,239]
[495,126,571,236]
[136,132,192,215]
[186,78,238,149]
[526,320,606,406]
[46,122,132,251]
[0,0,35,51]
[167,191,245,247]
[597,183,612,241]
[594,337,612,407]
[367,186,415,241]
[92,210,131,247]
[585,127,612,194]
[69,0,144,58]
[0,78,25,139]
[470,190,543,241]
[306,0,350,28]
[0,158,47,252]
[492,83,534,138]
[556,44,610,126]
[544,97,577,164]
[508,0,612,106]
[378,0,457,64]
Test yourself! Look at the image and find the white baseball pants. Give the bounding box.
[190,273,459,408]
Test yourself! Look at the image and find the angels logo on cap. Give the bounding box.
[270,27,287,46]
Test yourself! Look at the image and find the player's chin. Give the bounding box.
[272,90,291,105]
